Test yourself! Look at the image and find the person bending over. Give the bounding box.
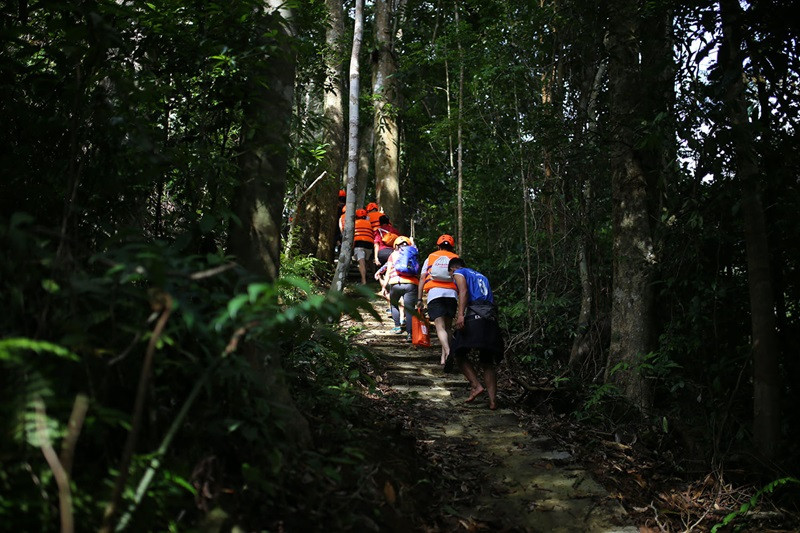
[449,257,504,410]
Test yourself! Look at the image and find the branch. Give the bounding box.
[35,399,74,533]
[99,291,173,533]
[59,394,89,476]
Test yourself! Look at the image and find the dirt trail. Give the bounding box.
[354,295,638,532]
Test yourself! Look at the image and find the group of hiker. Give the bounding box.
[336,192,503,410]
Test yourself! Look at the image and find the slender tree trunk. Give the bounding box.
[357,113,373,209]
[603,0,654,410]
[454,0,464,254]
[373,0,401,223]
[569,61,606,370]
[719,0,781,460]
[331,0,364,292]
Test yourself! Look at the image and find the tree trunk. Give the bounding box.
[373,0,401,224]
[356,120,372,210]
[603,0,654,410]
[225,1,311,448]
[288,0,346,264]
[454,0,464,254]
[331,0,364,292]
[719,0,781,460]
[569,61,606,370]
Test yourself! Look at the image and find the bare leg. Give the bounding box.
[482,362,498,410]
[358,258,367,284]
[433,316,451,365]
[457,356,484,402]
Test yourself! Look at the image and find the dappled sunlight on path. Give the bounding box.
[349,291,638,532]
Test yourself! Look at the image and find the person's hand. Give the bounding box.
[374,271,381,280]
[454,315,465,330]
[374,258,380,266]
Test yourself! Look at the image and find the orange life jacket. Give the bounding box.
[367,210,383,229]
[354,218,374,244]
[422,250,459,292]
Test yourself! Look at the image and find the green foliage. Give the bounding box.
[711,477,800,533]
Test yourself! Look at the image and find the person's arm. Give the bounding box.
[453,273,468,330]
[374,261,388,280]
[416,258,429,307]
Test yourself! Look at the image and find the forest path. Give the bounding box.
[349,289,638,532]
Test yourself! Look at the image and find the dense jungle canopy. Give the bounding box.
[1,0,799,531]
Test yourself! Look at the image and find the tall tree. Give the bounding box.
[225,0,312,442]
[603,0,655,410]
[719,0,781,460]
[287,0,346,263]
[373,0,402,223]
[331,0,365,292]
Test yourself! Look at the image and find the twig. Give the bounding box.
[649,501,668,532]
[188,262,238,280]
[60,394,89,476]
[284,170,328,254]
[99,291,173,533]
[108,333,142,366]
[35,399,74,533]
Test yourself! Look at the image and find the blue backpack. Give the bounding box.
[394,245,420,276]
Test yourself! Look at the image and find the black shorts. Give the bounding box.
[452,316,504,365]
[427,297,457,320]
[377,247,392,265]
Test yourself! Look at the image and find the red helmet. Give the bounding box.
[355,208,367,218]
[366,202,379,211]
[437,234,455,246]
[338,189,346,198]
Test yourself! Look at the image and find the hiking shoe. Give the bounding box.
[406,333,413,343]
[392,326,402,334]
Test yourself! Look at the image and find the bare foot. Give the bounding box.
[465,386,485,403]
[489,399,497,410]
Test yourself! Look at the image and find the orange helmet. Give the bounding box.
[355,208,367,218]
[338,189,346,198]
[394,236,412,247]
[437,234,455,246]
[366,202,379,211]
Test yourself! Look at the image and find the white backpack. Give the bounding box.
[429,255,454,281]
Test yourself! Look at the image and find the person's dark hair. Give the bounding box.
[438,242,454,251]
[379,215,390,225]
[448,257,466,270]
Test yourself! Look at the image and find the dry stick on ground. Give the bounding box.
[99,291,173,533]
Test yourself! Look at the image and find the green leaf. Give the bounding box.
[227,294,249,319]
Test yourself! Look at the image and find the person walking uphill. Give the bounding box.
[417,235,459,366]
[375,236,419,342]
[448,257,504,410]
[353,209,375,285]
[366,202,383,230]
[374,215,399,268]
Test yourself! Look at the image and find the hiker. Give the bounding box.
[365,202,383,231]
[375,236,419,342]
[417,234,459,365]
[353,208,375,285]
[337,189,346,216]
[448,257,504,410]
[374,215,399,268]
